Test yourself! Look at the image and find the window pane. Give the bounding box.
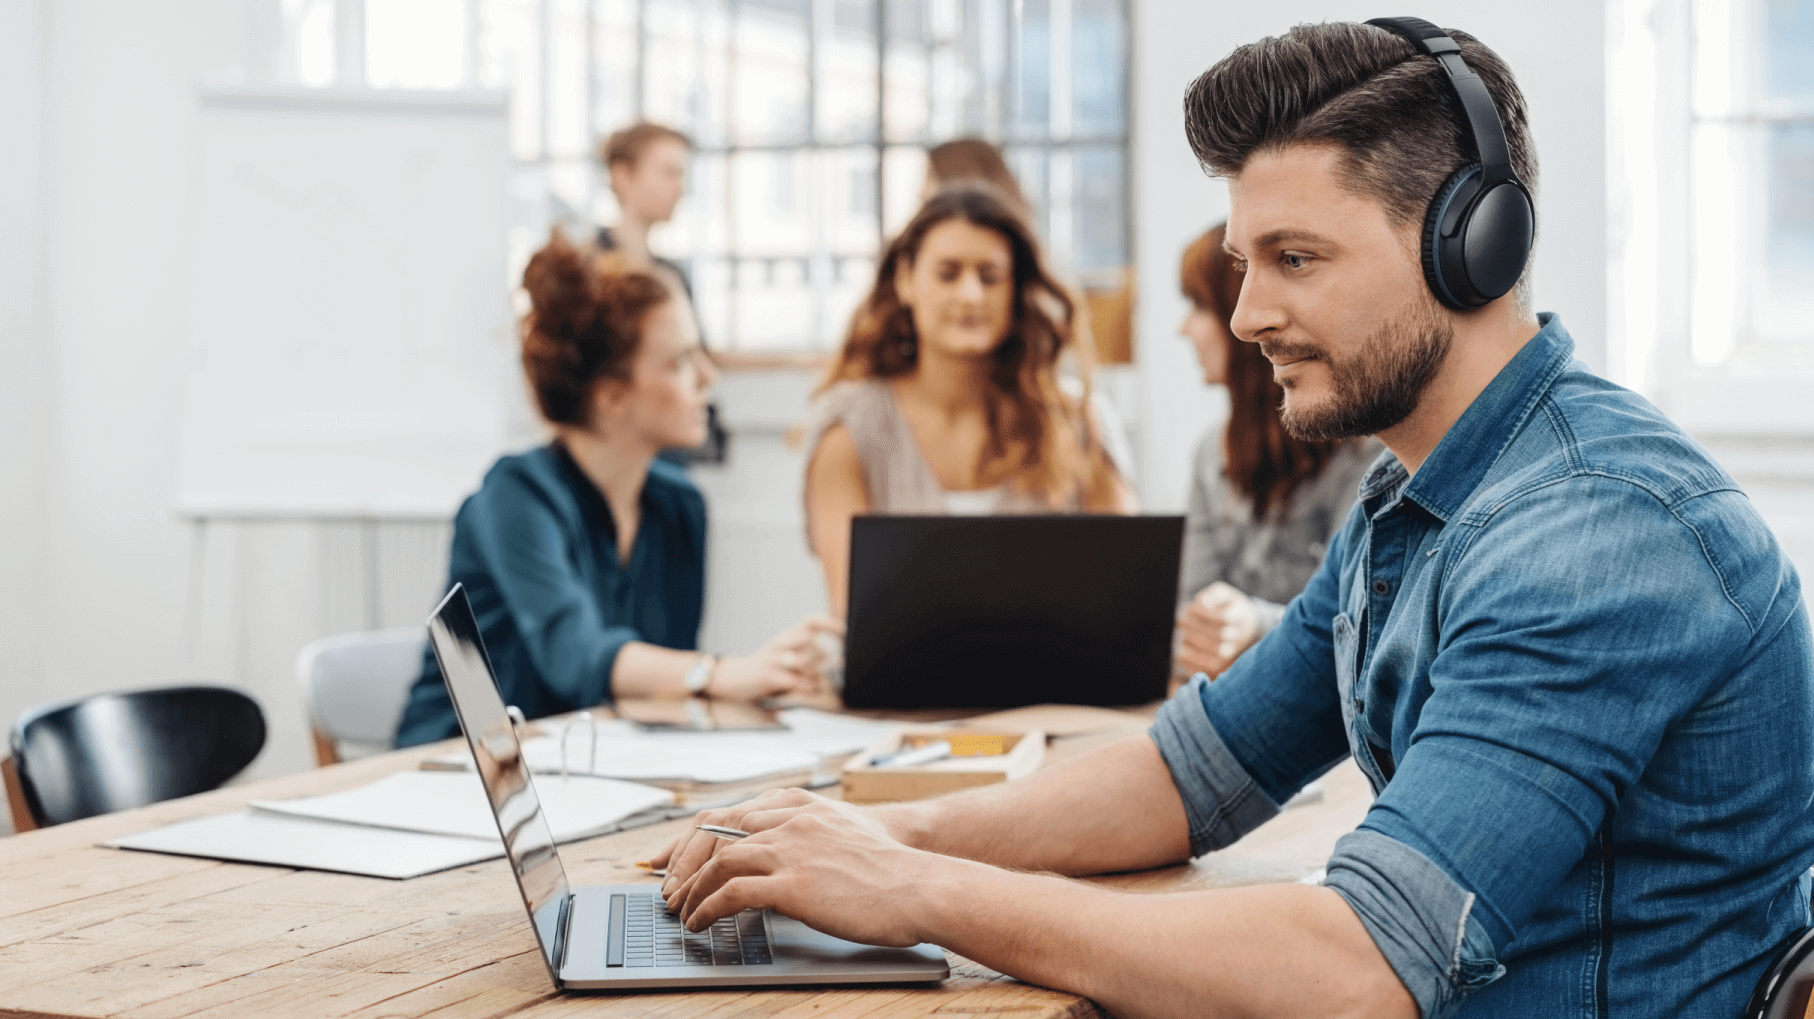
[826,255,876,347]
[1757,123,1814,342]
[481,0,542,160]
[732,151,809,256]
[822,147,881,254]
[732,0,810,145]
[883,42,930,142]
[643,0,708,135]
[547,159,592,223]
[1765,0,1814,113]
[1072,0,1125,139]
[882,145,929,236]
[548,0,590,158]
[590,0,638,137]
[1004,145,1050,240]
[734,258,814,349]
[886,0,928,43]
[681,152,732,345]
[1009,0,1051,140]
[1073,145,1126,271]
[820,0,879,143]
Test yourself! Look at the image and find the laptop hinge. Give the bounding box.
[551,892,573,973]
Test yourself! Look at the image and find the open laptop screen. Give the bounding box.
[427,584,571,982]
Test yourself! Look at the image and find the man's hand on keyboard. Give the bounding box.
[654,788,938,947]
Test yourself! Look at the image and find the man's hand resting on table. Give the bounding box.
[646,788,932,945]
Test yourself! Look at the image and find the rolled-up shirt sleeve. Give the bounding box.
[1150,519,1354,852]
[465,467,639,709]
[1323,831,1504,1018]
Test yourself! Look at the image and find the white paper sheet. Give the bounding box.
[425,710,901,783]
[248,769,674,842]
[106,809,501,879]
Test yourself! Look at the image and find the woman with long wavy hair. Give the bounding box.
[803,184,1135,615]
[1172,223,1378,683]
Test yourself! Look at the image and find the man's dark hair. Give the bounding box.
[1184,22,1538,306]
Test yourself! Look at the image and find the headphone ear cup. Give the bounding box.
[1422,165,1483,310]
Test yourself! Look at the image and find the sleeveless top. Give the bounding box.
[802,379,1131,515]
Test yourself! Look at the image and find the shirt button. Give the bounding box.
[1372,580,1390,595]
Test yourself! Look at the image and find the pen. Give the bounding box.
[871,739,953,769]
[697,824,751,840]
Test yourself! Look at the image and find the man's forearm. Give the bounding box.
[881,734,1193,876]
[910,856,1416,1019]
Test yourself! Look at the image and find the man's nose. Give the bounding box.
[1228,272,1280,342]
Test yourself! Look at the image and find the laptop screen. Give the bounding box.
[427,584,571,982]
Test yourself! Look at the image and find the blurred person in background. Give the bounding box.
[918,139,1134,482]
[1173,224,1377,683]
[803,185,1136,617]
[596,120,725,463]
[596,121,696,311]
[921,138,1036,222]
[396,232,837,747]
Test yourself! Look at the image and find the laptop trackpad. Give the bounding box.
[768,913,933,965]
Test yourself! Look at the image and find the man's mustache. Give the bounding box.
[1258,340,1327,365]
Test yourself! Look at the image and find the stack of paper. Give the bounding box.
[250,770,674,843]
[424,708,902,784]
[106,770,676,880]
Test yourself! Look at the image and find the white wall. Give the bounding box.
[0,0,52,765]
[0,0,330,812]
[1131,1,1608,510]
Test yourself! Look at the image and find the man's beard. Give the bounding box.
[1265,297,1454,441]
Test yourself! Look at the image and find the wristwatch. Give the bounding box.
[684,653,718,696]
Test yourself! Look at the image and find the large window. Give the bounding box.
[272,0,1130,354]
[1688,0,1814,365]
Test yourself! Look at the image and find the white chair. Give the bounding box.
[295,629,425,765]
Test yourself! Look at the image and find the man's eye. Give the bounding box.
[1282,252,1310,270]
[1231,259,1249,274]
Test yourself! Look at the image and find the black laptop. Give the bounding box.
[841,515,1184,709]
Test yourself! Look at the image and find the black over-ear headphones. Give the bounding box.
[1365,17,1535,310]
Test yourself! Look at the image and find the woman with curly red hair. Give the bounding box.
[395,231,836,746]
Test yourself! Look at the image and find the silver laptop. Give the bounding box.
[426,584,950,991]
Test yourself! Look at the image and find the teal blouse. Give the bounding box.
[394,444,706,747]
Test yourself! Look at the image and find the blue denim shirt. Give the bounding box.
[1151,315,1814,1018]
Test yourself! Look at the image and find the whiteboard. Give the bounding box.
[178,86,515,519]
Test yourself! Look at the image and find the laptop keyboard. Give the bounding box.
[615,893,773,968]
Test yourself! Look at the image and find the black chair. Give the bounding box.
[1745,925,1814,1019]
[7,685,266,828]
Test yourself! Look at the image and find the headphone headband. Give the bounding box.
[1364,17,1516,186]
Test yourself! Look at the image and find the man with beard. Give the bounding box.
[649,21,1814,1019]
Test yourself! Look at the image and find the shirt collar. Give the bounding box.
[1396,313,1575,523]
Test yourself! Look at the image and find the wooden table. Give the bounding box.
[0,708,1371,1019]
